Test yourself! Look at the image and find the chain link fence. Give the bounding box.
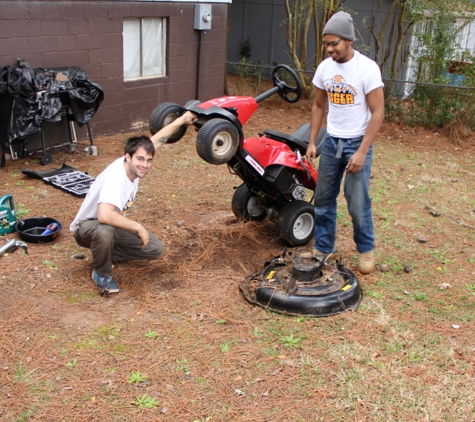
[226,61,312,97]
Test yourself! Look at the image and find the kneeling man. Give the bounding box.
[70,112,196,293]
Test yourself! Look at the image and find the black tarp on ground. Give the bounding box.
[0,60,104,167]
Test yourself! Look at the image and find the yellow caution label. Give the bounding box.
[342,284,352,291]
[266,270,276,280]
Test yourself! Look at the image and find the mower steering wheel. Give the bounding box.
[272,65,302,103]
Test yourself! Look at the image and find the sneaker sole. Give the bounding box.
[101,286,119,293]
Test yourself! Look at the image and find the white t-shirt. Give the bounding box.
[313,50,384,138]
[70,156,139,231]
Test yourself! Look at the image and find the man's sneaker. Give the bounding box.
[92,270,119,293]
[357,250,375,274]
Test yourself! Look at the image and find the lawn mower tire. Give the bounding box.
[149,102,187,143]
[276,200,314,247]
[196,118,239,165]
[272,65,302,104]
[232,184,267,221]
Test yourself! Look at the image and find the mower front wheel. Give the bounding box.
[196,118,239,165]
[232,184,267,221]
[276,200,314,247]
[149,102,187,143]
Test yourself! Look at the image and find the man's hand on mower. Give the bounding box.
[305,144,318,165]
[151,111,198,149]
[179,111,198,126]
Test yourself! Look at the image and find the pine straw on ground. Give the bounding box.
[1,104,475,421]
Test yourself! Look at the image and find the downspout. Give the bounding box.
[196,30,202,100]
[224,3,231,95]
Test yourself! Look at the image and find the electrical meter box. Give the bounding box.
[194,4,212,30]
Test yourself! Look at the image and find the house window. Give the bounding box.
[123,18,166,80]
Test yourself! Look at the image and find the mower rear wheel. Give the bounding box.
[276,200,314,247]
[232,184,267,221]
[196,118,239,165]
[149,102,187,143]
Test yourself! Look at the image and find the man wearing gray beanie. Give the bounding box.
[305,10,384,274]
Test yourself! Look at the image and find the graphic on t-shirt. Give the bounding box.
[325,75,357,106]
[121,193,134,215]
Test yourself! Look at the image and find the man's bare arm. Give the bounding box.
[97,202,150,247]
[346,86,384,174]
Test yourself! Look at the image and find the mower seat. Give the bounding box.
[263,123,325,157]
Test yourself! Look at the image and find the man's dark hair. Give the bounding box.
[124,135,155,157]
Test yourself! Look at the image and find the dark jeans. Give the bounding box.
[74,220,164,278]
[313,133,374,254]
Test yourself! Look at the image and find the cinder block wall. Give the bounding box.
[0,1,229,138]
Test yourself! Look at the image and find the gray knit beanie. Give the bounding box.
[322,11,355,41]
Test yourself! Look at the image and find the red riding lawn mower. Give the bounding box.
[149,65,324,247]
[149,65,363,318]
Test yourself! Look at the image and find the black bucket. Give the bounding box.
[15,217,62,243]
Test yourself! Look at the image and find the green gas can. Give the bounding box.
[0,194,16,235]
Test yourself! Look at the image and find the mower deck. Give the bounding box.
[240,248,362,317]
